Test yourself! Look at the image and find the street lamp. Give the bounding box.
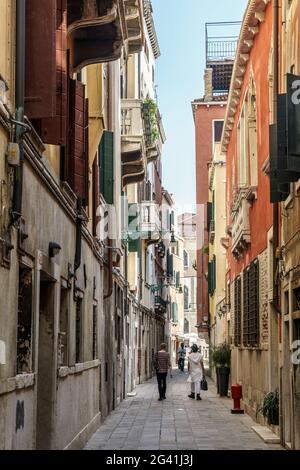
[49,241,61,258]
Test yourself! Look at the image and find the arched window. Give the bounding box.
[183,249,189,268]
[248,73,258,187]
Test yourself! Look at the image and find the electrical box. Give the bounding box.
[7,142,20,166]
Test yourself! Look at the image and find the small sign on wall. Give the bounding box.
[0,340,6,364]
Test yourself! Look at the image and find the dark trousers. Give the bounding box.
[156,373,167,398]
[178,357,184,371]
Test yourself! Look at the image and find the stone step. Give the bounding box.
[251,425,281,444]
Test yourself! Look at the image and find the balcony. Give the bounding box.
[209,220,215,244]
[67,0,144,71]
[231,189,251,259]
[121,99,146,187]
[124,0,144,54]
[140,202,161,241]
[154,296,168,314]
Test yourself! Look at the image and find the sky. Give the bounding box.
[151,0,248,209]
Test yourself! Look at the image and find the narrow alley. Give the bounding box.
[85,371,282,451]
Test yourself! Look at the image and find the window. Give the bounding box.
[184,285,189,310]
[237,103,248,188]
[17,267,33,374]
[208,256,216,295]
[75,298,82,363]
[184,318,189,334]
[243,260,259,346]
[92,305,97,360]
[58,287,68,366]
[293,286,300,312]
[172,303,178,323]
[213,120,224,144]
[234,277,242,346]
[183,249,189,268]
[99,130,114,204]
[144,40,149,62]
[248,76,258,187]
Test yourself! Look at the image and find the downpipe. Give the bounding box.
[273,0,284,446]
[11,0,26,225]
[74,198,83,272]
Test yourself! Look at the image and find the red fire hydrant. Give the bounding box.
[231,384,244,414]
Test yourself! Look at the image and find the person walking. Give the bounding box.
[177,342,186,372]
[187,344,205,400]
[153,343,172,401]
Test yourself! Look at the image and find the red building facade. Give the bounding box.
[192,100,226,334]
[221,0,280,420]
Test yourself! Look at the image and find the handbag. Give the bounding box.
[201,377,208,391]
[153,353,159,372]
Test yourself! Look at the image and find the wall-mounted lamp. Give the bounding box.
[49,241,61,258]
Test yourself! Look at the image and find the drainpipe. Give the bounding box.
[74,198,83,271]
[11,0,26,224]
[273,0,280,315]
[273,0,284,445]
[104,237,113,299]
[104,62,113,300]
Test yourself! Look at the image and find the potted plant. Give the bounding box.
[211,343,231,397]
[257,390,279,426]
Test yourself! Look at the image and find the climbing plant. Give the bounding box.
[143,98,159,145]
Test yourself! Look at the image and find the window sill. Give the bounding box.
[0,373,35,396]
[235,346,263,351]
[58,359,100,378]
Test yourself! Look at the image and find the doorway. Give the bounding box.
[36,278,57,449]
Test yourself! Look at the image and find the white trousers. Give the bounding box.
[191,381,201,395]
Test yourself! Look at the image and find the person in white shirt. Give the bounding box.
[187,344,205,400]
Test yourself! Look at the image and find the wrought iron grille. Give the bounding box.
[234,277,242,346]
[243,260,259,346]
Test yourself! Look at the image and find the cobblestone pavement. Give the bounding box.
[85,370,283,450]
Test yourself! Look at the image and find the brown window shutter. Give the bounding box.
[83,97,89,206]
[38,0,68,145]
[67,79,88,205]
[25,0,56,119]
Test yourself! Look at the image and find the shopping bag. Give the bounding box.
[201,378,208,391]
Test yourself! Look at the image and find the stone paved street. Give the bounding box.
[85,371,283,450]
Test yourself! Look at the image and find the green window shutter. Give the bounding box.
[99,131,114,204]
[128,238,140,253]
[208,262,212,295]
[213,255,216,293]
[167,251,173,277]
[128,203,140,252]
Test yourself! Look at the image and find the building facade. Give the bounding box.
[207,143,228,354]
[221,0,280,433]
[192,22,238,341]
[0,0,171,450]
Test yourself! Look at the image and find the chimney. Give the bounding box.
[204,68,213,101]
